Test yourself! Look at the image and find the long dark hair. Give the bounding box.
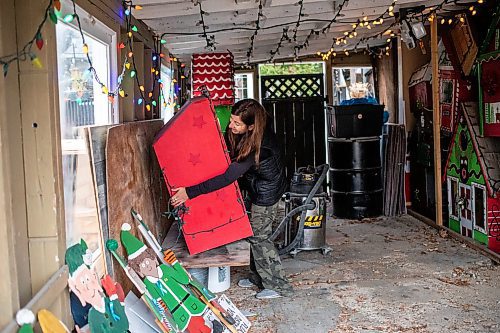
[227,99,267,165]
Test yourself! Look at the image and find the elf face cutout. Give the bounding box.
[139,256,160,279]
[69,265,104,308]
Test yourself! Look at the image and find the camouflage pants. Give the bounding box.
[247,203,293,296]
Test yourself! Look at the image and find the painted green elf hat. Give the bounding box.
[120,223,147,260]
[65,239,91,276]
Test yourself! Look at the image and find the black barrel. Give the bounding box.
[327,104,384,138]
[329,136,383,219]
[328,137,381,169]
[331,190,383,219]
[330,168,382,193]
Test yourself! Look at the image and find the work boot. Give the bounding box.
[237,278,257,288]
[255,289,282,299]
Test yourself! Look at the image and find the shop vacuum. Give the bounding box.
[270,164,331,256]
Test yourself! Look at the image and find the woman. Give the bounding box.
[170,99,293,299]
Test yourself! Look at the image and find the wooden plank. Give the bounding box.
[162,226,250,269]
[87,125,116,275]
[106,120,169,291]
[0,266,69,333]
[431,18,443,226]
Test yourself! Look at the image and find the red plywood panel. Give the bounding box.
[153,97,252,254]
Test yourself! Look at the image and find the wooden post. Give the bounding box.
[431,17,443,226]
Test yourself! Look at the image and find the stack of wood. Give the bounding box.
[382,124,407,216]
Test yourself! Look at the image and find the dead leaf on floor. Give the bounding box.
[437,277,470,286]
[462,303,474,312]
[287,272,302,278]
[439,229,448,238]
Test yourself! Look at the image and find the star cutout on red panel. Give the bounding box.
[193,115,207,129]
[188,153,202,166]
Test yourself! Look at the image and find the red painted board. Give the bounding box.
[153,97,252,254]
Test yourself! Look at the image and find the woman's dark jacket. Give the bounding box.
[186,128,286,206]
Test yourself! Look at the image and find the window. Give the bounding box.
[160,64,174,122]
[332,67,375,105]
[472,184,487,233]
[235,73,254,101]
[56,1,116,275]
[448,177,459,219]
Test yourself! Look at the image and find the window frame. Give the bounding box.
[448,176,459,220]
[472,183,487,234]
[56,1,118,276]
[235,72,255,101]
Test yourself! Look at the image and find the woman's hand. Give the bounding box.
[171,187,188,207]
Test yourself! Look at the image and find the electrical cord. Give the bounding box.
[270,163,329,255]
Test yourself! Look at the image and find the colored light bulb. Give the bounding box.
[132,25,138,32]
[130,70,136,77]
[63,14,75,23]
[30,54,43,69]
[137,98,143,105]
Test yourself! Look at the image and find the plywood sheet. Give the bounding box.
[106,120,169,291]
[162,225,250,269]
[87,125,115,275]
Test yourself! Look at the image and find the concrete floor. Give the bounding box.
[225,215,500,333]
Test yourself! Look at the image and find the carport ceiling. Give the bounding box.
[132,0,477,65]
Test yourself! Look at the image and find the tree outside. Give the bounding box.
[259,62,323,75]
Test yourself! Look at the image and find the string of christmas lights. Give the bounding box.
[0,0,184,114]
[293,0,349,61]
[317,0,487,62]
[69,0,129,101]
[291,0,305,43]
[197,2,215,51]
[319,0,398,60]
[268,27,291,63]
[246,0,264,65]
[0,0,56,77]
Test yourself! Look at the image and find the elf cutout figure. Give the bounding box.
[65,239,129,333]
[121,223,215,333]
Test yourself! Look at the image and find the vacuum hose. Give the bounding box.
[270,164,329,255]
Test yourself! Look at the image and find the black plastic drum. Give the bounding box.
[329,168,382,193]
[328,137,381,170]
[331,190,383,219]
[327,104,384,138]
[328,135,383,219]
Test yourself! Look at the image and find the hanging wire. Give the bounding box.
[197,2,215,50]
[246,0,264,65]
[291,0,304,42]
